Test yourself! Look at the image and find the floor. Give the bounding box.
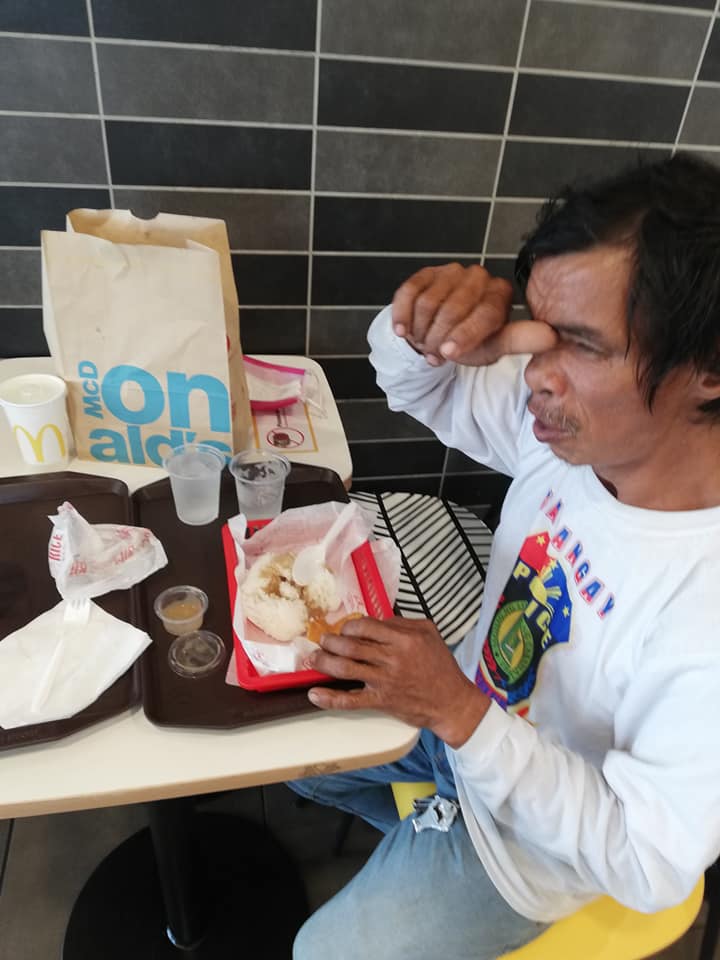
[0,786,716,960]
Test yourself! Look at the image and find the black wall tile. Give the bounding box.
[443,471,512,510]
[510,75,688,142]
[232,255,308,306]
[114,190,310,251]
[0,250,41,305]
[351,475,442,496]
[97,44,314,125]
[0,116,106,183]
[240,309,306,354]
[0,309,48,359]
[92,0,316,50]
[484,257,523,304]
[321,0,525,66]
[699,19,720,81]
[486,201,542,255]
[349,439,446,478]
[446,448,487,474]
[0,187,111,246]
[318,60,511,135]
[312,255,481,306]
[498,141,669,198]
[309,309,375,355]
[0,37,97,113]
[611,0,713,6]
[680,88,720,145]
[0,0,88,35]
[315,357,384,399]
[338,400,434,441]
[314,198,488,253]
[521,3,707,80]
[315,130,500,197]
[106,122,312,189]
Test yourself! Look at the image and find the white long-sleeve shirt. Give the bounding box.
[368,305,720,922]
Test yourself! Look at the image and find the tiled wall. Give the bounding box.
[1,0,719,517]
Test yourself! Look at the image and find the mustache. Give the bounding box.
[527,399,579,435]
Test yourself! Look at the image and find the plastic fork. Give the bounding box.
[31,598,91,713]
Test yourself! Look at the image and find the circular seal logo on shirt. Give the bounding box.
[488,600,534,684]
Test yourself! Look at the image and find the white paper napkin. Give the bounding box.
[0,599,151,729]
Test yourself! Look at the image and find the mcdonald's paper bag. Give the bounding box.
[41,209,252,466]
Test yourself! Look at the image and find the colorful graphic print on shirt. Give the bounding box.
[475,532,573,718]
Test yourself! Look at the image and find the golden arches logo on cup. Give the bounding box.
[12,422,67,463]
[0,373,73,467]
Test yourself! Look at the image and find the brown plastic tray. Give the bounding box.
[0,472,141,751]
[132,463,350,728]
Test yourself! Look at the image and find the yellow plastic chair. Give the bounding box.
[391,781,704,960]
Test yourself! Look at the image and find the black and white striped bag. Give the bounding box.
[348,492,493,647]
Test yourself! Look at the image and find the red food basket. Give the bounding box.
[221,521,394,692]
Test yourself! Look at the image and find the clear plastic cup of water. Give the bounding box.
[163,443,226,526]
[228,450,290,521]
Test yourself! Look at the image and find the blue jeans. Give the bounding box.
[288,729,548,960]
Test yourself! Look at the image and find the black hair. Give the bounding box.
[515,154,720,420]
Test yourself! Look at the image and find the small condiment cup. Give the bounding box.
[153,585,208,636]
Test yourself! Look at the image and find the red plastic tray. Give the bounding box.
[221,521,393,692]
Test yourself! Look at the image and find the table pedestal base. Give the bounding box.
[63,811,309,959]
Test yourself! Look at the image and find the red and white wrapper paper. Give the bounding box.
[226,501,401,677]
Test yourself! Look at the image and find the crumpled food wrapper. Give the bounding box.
[226,501,401,678]
[48,501,167,600]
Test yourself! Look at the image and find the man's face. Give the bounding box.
[523,247,697,478]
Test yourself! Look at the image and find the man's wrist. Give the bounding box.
[432,681,491,749]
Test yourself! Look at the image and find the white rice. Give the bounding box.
[240,551,342,643]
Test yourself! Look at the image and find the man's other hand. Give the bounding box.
[391,263,557,366]
[305,616,490,749]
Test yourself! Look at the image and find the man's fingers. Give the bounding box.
[419,266,491,355]
[309,647,376,682]
[436,279,512,360]
[406,268,467,346]
[391,267,439,337]
[317,631,387,664]
[483,319,559,360]
[307,686,372,711]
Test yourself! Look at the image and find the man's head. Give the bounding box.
[517,154,720,419]
[513,155,720,497]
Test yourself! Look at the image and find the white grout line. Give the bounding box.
[104,115,313,129]
[94,37,316,58]
[318,50,515,73]
[315,190,494,202]
[673,0,720,150]
[0,304,42,309]
[85,0,114,207]
[532,0,714,15]
[0,111,100,120]
[0,246,40,251]
[481,0,533,263]
[518,66,695,88]
[316,125,503,141]
[439,445,452,496]
[305,0,322,357]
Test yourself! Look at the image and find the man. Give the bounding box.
[290,154,720,960]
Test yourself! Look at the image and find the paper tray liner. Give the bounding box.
[0,472,141,751]
[132,463,354,728]
[222,521,394,692]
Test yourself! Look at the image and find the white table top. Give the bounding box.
[0,357,415,820]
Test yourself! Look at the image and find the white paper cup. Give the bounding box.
[0,374,72,467]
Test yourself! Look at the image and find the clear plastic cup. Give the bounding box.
[228,450,290,521]
[153,585,208,636]
[0,373,73,466]
[163,443,226,526]
[168,630,225,679]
